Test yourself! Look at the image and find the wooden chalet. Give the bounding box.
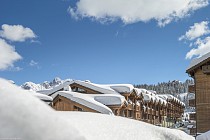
[43,80,185,127]
[186,52,210,134]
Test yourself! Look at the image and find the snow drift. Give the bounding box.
[0,78,194,140]
[196,130,210,140]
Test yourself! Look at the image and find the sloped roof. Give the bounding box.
[53,91,126,115]
[108,84,134,93]
[186,52,210,73]
[72,80,119,95]
[33,92,53,102]
[38,80,133,96]
[38,80,73,96]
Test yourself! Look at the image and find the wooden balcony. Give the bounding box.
[160,110,164,116]
[188,85,195,93]
[156,111,159,116]
[135,105,140,111]
[152,110,156,115]
[148,108,152,114]
[189,99,195,107]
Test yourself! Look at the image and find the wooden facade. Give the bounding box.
[53,95,99,113]
[52,82,184,127]
[187,53,210,134]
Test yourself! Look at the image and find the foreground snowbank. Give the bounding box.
[0,78,84,140]
[197,130,210,140]
[0,78,194,140]
[60,112,194,140]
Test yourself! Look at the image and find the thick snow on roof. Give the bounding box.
[108,84,134,93]
[73,80,120,94]
[134,88,167,105]
[0,78,84,140]
[134,88,146,96]
[187,52,210,71]
[158,94,185,106]
[54,91,114,115]
[196,130,210,140]
[33,92,53,101]
[60,112,194,140]
[38,80,72,95]
[91,94,126,106]
[0,78,194,140]
[37,80,133,96]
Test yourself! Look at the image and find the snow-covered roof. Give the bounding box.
[187,52,210,73]
[38,80,73,96]
[54,91,114,115]
[108,84,134,93]
[91,94,126,106]
[157,94,185,106]
[134,88,167,105]
[33,92,53,102]
[38,80,135,96]
[72,80,120,95]
[134,88,147,96]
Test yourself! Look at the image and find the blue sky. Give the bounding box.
[0,0,210,85]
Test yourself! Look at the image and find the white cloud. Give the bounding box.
[0,24,36,42]
[186,37,210,59]
[0,38,22,70]
[68,0,208,26]
[9,66,23,72]
[179,21,210,41]
[29,60,38,67]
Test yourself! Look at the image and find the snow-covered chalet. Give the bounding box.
[38,80,185,127]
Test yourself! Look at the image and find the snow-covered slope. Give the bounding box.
[196,130,210,140]
[61,112,194,140]
[0,78,194,140]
